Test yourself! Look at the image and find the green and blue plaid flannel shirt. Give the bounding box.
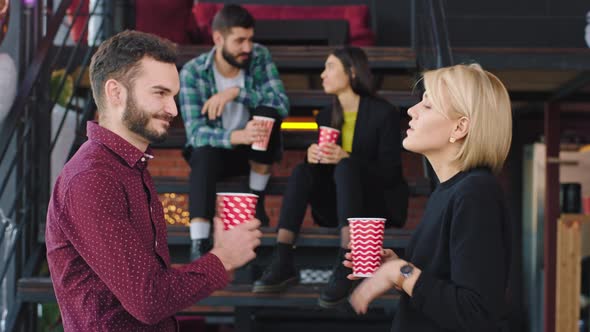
[179,44,289,149]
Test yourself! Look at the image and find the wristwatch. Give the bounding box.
[400,263,414,278]
[395,262,414,290]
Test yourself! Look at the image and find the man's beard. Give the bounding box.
[222,46,251,69]
[122,92,173,144]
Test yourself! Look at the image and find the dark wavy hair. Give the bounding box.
[212,4,255,35]
[89,30,177,111]
[329,47,375,129]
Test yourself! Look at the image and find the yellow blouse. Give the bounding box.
[341,111,358,153]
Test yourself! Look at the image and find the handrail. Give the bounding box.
[411,0,453,189]
[429,0,453,68]
[0,122,31,206]
[47,0,86,72]
[412,0,453,71]
[0,0,73,164]
[49,1,103,153]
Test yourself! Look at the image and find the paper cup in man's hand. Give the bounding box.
[216,193,258,230]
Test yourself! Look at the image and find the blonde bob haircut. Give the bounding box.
[423,63,512,174]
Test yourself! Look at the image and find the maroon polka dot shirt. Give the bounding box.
[46,121,228,331]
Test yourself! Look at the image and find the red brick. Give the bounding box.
[264,195,314,228]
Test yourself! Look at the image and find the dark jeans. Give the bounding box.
[188,106,282,220]
[278,158,388,235]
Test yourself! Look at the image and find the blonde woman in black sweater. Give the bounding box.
[348,63,512,332]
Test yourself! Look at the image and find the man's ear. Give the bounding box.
[104,79,126,108]
[212,30,224,47]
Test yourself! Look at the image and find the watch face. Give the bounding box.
[400,264,414,277]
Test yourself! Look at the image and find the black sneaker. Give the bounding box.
[190,238,212,261]
[318,249,354,308]
[252,243,299,293]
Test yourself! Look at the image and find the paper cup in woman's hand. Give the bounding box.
[348,218,386,277]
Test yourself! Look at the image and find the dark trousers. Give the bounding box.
[278,158,386,235]
[188,106,282,220]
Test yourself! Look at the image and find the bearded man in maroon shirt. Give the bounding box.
[45,30,262,331]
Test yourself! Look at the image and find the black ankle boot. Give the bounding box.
[190,238,212,261]
[252,243,299,293]
[318,248,354,308]
[252,189,270,227]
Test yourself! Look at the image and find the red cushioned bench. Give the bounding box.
[134,1,375,46]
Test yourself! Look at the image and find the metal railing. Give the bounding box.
[411,0,453,189]
[0,0,111,330]
[412,0,453,71]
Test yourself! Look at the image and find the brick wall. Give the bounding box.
[148,149,190,178]
[149,147,427,230]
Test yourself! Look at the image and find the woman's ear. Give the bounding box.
[452,116,470,141]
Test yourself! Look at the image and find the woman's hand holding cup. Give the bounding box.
[343,246,399,280]
[319,143,349,164]
[307,143,321,163]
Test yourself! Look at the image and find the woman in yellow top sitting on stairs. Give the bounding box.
[252,46,409,308]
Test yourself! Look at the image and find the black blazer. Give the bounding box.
[315,95,409,227]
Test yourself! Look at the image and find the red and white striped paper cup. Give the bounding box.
[216,193,258,230]
[318,126,340,146]
[251,116,275,151]
[348,218,386,277]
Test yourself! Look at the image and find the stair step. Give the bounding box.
[37,223,411,283]
[153,128,317,150]
[177,45,416,72]
[18,277,399,309]
[155,175,287,196]
[288,90,417,108]
[38,224,413,249]
[154,175,432,197]
[167,226,412,249]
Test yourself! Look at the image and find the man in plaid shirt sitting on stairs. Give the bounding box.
[179,4,289,260]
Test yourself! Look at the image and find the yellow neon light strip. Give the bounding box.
[281,122,318,130]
